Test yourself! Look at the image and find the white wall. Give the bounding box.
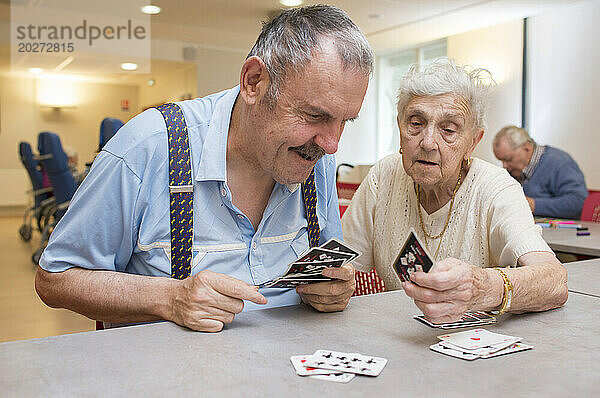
[527,0,600,189]
[196,48,246,97]
[447,19,524,164]
[0,75,139,206]
[336,75,378,167]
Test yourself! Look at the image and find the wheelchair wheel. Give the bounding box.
[19,224,32,242]
[32,248,43,265]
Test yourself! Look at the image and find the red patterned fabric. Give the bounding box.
[353,269,385,296]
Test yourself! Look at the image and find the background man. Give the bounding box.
[493,125,588,219]
[35,5,374,332]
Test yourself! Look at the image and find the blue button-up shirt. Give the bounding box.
[39,86,342,310]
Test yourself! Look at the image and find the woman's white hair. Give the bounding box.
[396,57,495,130]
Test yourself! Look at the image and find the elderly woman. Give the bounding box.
[342,59,567,323]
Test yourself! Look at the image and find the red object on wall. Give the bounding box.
[121,99,129,111]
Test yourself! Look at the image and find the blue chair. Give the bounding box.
[99,118,124,151]
[18,142,54,241]
[32,132,78,264]
[37,132,77,220]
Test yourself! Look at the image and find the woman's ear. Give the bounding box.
[465,128,484,159]
[239,56,270,106]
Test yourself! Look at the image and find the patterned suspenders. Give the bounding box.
[155,103,193,279]
[301,168,320,248]
[155,103,320,279]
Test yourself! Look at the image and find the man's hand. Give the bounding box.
[401,258,489,324]
[526,196,535,212]
[169,270,268,332]
[295,264,356,312]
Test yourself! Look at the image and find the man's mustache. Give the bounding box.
[289,143,326,162]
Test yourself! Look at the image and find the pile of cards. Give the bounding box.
[430,329,533,360]
[290,350,388,383]
[414,311,497,329]
[259,238,360,288]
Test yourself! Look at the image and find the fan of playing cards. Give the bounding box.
[290,350,387,383]
[430,329,533,360]
[259,239,360,288]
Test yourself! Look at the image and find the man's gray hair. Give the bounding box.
[493,125,536,149]
[248,5,374,103]
[397,58,494,130]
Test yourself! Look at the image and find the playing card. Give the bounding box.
[429,342,479,361]
[258,241,361,288]
[437,329,520,351]
[295,247,354,264]
[309,373,355,383]
[480,342,533,358]
[303,350,387,377]
[440,338,521,356]
[319,238,360,262]
[392,228,434,282]
[413,312,496,329]
[290,355,334,376]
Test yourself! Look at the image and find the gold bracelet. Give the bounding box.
[488,268,513,316]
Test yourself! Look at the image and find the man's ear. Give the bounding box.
[239,56,270,106]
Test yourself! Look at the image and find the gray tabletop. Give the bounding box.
[567,258,600,297]
[1,291,599,397]
[542,220,600,256]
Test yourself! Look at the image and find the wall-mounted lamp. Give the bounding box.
[37,78,78,109]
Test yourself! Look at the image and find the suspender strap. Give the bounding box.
[301,168,320,248]
[155,103,193,279]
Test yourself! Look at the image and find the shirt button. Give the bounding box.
[252,242,257,250]
[221,187,226,197]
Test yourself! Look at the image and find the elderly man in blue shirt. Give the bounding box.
[35,5,373,332]
[493,125,588,219]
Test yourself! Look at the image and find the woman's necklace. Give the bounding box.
[415,171,463,259]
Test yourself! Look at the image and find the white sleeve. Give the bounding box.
[488,181,553,267]
[341,164,381,272]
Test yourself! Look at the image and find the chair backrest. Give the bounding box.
[353,270,386,296]
[19,141,52,207]
[581,192,600,222]
[336,181,360,201]
[37,132,77,219]
[99,118,124,151]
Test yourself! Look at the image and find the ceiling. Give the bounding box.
[0,0,587,84]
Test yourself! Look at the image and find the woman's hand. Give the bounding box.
[401,257,493,324]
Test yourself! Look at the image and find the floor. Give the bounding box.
[0,215,94,343]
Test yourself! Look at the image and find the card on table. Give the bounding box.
[392,228,434,282]
[429,342,479,361]
[309,373,355,383]
[437,329,521,351]
[413,311,497,329]
[290,355,336,376]
[440,338,521,357]
[430,341,532,360]
[479,342,533,358]
[303,350,388,377]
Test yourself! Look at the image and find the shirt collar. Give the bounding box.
[522,144,545,179]
[192,85,302,193]
[194,86,240,182]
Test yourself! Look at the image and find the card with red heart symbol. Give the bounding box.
[437,329,521,351]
